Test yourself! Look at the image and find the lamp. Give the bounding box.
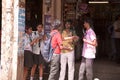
[89,1,109,4]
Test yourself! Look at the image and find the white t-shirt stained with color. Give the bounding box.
[82,28,97,59]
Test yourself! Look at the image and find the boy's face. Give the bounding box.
[37,25,43,32]
[28,28,32,34]
[83,21,89,29]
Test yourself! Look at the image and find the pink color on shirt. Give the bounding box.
[82,28,96,59]
[51,30,62,54]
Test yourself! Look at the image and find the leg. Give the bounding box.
[48,54,60,80]
[78,57,86,80]
[31,64,37,77]
[24,67,28,80]
[67,51,75,80]
[86,59,93,80]
[39,64,43,80]
[59,53,67,80]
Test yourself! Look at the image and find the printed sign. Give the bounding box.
[44,15,52,34]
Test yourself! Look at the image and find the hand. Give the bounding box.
[73,36,79,41]
[66,47,73,51]
[83,38,87,43]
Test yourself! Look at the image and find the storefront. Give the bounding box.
[0,0,120,80]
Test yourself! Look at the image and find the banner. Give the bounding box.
[44,15,51,34]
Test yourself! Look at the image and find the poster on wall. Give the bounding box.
[18,8,25,31]
[18,1,25,55]
[44,15,52,34]
[77,3,88,16]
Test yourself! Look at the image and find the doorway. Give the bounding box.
[26,0,43,31]
[88,3,120,58]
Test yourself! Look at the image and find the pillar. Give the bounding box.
[43,0,62,23]
[0,0,25,80]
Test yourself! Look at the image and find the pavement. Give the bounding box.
[28,58,120,80]
[1,58,120,80]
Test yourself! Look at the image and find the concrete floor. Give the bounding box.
[1,58,120,80]
[29,58,120,80]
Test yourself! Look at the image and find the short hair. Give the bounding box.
[84,17,93,27]
[51,19,61,29]
[65,19,72,25]
[37,24,43,28]
[115,14,120,20]
[25,26,32,32]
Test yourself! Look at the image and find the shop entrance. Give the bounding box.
[88,3,120,59]
[26,0,43,30]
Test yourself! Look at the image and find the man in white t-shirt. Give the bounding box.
[113,14,120,63]
[30,24,44,80]
[78,18,97,80]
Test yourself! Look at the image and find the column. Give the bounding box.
[42,0,62,23]
[55,0,62,20]
[0,0,25,80]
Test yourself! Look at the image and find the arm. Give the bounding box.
[83,31,97,47]
[57,33,73,50]
[83,38,97,47]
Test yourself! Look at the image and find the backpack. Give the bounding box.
[41,32,57,63]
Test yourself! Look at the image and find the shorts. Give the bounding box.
[24,50,34,67]
[33,52,45,65]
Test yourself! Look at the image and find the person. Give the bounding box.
[59,21,79,80]
[48,19,72,80]
[78,18,97,80]
[23,27,37,80]
[107,23,116,60]
[30,24,44,80]
[113,14,120,63]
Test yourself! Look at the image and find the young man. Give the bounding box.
[48,20,72,80]
[59,21,79,80]
[113,14,120,63]
[24,27,37,80]
[78,18,97,80]
[30,24,44,80]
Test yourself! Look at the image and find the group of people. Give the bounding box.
[23,17,97,80]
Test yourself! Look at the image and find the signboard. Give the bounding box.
[18,1,25,55]
[18,8,25,31]
[44,15,51,34]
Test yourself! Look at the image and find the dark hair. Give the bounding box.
[25,26,32,32]
[37,24,43,28]
[84,17,93,28]
[115,14,120,20]
[65,19,72,25]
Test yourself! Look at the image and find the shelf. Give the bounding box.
[62,0,77,22]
